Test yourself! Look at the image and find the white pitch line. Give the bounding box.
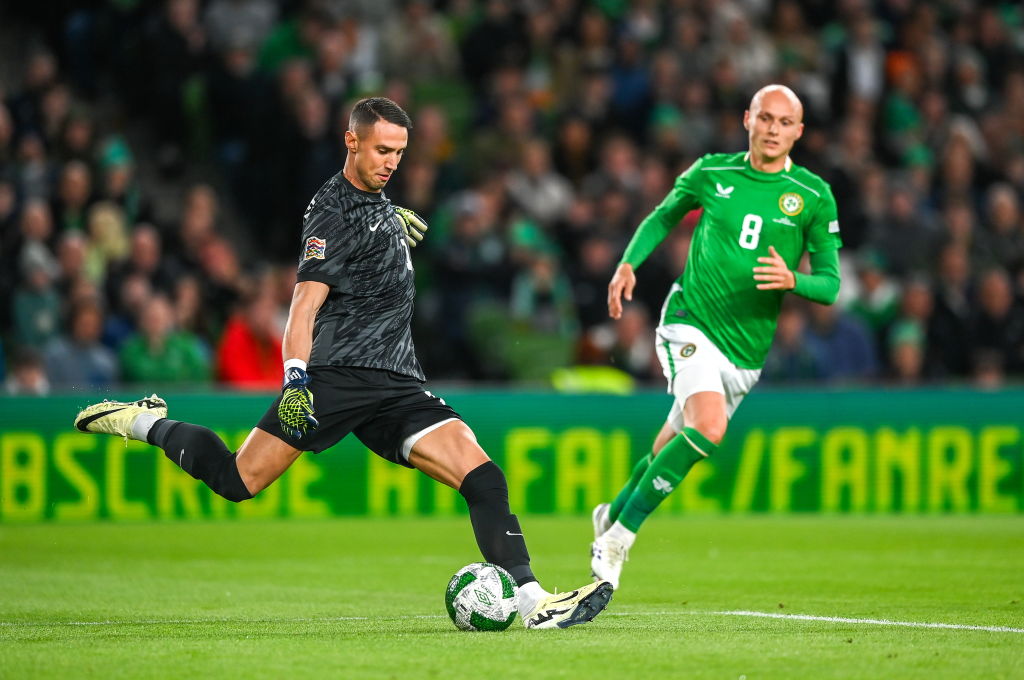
[706,610,1024,634]
[1,610,1021,634]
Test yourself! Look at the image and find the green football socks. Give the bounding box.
[617,427,718,532]
[607,452,653,525]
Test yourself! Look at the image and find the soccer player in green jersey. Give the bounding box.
[590,85,842,589]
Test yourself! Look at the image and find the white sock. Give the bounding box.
[517,580,550,616]
[603,521,637,550]
[129,412,160,443]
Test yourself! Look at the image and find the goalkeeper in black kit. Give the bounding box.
[74,97,612,629]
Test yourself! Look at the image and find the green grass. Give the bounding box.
[2,516,1022,679]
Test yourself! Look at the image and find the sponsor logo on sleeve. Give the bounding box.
[304,236,326,260]
[828,220,840,233]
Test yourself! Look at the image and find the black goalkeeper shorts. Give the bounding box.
[256,366,462,467]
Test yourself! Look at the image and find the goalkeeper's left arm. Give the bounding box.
[279,281,330,439]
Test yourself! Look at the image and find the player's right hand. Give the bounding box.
[607,263,636,320]
[278,366,319,439]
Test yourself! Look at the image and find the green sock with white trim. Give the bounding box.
[607,452,653,525]
[617,427,717,532]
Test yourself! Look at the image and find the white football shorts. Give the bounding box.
[654,322,761,433]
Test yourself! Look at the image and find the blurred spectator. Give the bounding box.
[258,6,330,74]
[570,235,618,330]
[847,251,900,351]
[5,348,50,396]
[51,160,94,233]
[215,290,283,389]
[142,0,206,166]
[167,183,218,270]
[83,202,130,284]
[12,245,61,349]
[763,303,826,383]
[506,139,573,228]
[831,13,885,116]
[14,133,55,200]
[198,236,252,336]
[867,183,940,278]
[510,253,577,337]
[9,199,56,278]
[973,349,1006,391]
[459,0,529,96]
[103,272,152,350]
[931,244,974,377]
[969,268,1024,374]
[606,304,656,381]
[97,137,152,226]
[884,278,942,378]
[204,0,277,54]
[381,0,458,83]
[982,184,1024,277]
[434,192,509,377]
[43,298,118,389]
[173,274,214,341]
[106,224,179,304]
[887,320,927,385]
[120,294,210,384]
[805,302,878,383]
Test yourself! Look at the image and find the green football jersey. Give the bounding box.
[626,151,842,369]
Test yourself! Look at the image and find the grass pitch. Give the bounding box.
[2,516,1022,679]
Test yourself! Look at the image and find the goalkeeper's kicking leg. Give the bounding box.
[73,394,303,501]
[406,419,613,629]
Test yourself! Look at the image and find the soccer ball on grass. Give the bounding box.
[445,562,519,631]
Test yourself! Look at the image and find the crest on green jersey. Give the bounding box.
[680,343,696,358]
[779,192,804,216]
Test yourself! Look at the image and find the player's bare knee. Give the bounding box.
[690,418,727,446]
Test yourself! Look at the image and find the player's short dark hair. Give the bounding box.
[348,97,412,137]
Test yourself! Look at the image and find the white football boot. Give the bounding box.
[523,581,614,629]
[74,394,167,440]
[591,502,611,539]
[590,534,629,590]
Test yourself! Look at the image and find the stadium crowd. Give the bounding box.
[1,0,1023,393]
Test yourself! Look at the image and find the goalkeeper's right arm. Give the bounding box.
[279,281,330,439]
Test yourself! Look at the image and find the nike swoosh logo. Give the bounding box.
[549,590,580,604]
[179,449,185,466]
[75,407,126,431]
[505,531,523,536]
[370,216,385,231]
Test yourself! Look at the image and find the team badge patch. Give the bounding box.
[680,343,696,358]
[304,236,326,260]
[779,192,804,216]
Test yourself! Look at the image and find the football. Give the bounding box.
[444,562,519,631]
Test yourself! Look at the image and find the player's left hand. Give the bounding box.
[395,206,428,247]
[753,245,795,290]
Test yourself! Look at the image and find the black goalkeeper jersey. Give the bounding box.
[296,172,424,380]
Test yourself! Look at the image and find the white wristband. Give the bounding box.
[284,358,307,373]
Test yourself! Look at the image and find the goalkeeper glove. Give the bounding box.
[395,206,428,247]
[278,366,319,439]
